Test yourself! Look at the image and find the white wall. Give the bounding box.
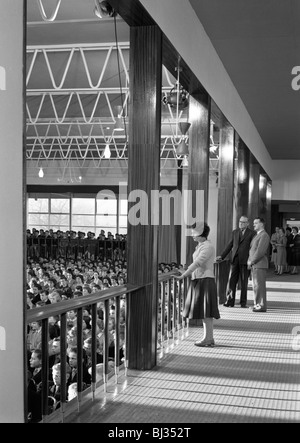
[0,0,25,423]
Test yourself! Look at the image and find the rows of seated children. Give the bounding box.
[26,255,127,309]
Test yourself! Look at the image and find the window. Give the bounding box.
[28,198,49,213]
[27,193,127,235]
[72,198,95,214]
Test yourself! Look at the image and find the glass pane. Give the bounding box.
[96,215,117,228]
[72,198,95,214]
[119,199,128,214]
[28,198,49,213]
[96,199,117,214]
[118,227,127,235]
[119,215,128,228]
[50,198,70,213]
[49,214,70,227]
[72,215,95,226]
[28,213,49,226]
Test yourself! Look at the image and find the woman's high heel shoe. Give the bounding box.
[194,339,215,347]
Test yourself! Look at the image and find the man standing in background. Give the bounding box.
[216,216,255,308]
[247,217,270,312]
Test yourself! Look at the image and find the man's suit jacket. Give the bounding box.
[248,230,270,269]
[221,227,256,265]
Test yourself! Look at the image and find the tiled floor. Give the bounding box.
[59,272,300,424]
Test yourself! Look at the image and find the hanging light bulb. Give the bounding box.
[182,156,189,167]
[104,143,111,159]
[114,105,125,131]
[38,167,44,178]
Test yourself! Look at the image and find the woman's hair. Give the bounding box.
[192,222,210,239]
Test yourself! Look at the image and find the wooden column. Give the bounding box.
[126,26,162,370]
[215,120,234,304]
[234,136,250,227]
[259,171,268,225]
[216,121,235,255]
[186,94,210,265]
[249,155,260,226]
[266,179,272,235]
[0,0,25,423]
[176,162,183,265]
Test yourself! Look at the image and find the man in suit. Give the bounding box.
[216,215,256,308]
[247,217,270,312]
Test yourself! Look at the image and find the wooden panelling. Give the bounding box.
[259,172,268,224]
[126,25,162,370]
[266,180,272,235]
[186,95,210,265]
[217,123,234,255]
[249,156,260,226]
[235,136,250,226]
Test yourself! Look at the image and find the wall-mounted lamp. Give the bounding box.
[94,0,116,19]
[38,167,44,178]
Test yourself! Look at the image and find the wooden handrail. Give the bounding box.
[158,270,179,283]
[26,284,141,323]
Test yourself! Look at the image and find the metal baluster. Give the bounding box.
[103,299,109,392]
[91,303,97,400]
[114,296,120,384]
[41,318,49,423]
[60,313,67,423]
[124,294,128,377]
[76,307,83,411]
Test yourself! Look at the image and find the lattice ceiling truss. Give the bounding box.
[26,42,193,172]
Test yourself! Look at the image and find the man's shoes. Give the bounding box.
[223,299,234,307]
[194,339,215,347]
[252,305,266,312]
[240,305,248,308]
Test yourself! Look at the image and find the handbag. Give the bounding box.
[273,247,277,253]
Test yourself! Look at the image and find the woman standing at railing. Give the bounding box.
[175,222,220,347]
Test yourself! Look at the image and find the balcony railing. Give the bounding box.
[26,271,190,423]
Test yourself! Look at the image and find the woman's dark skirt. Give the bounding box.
[183,277,220,320]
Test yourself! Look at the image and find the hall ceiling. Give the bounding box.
[189,0,300,160]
